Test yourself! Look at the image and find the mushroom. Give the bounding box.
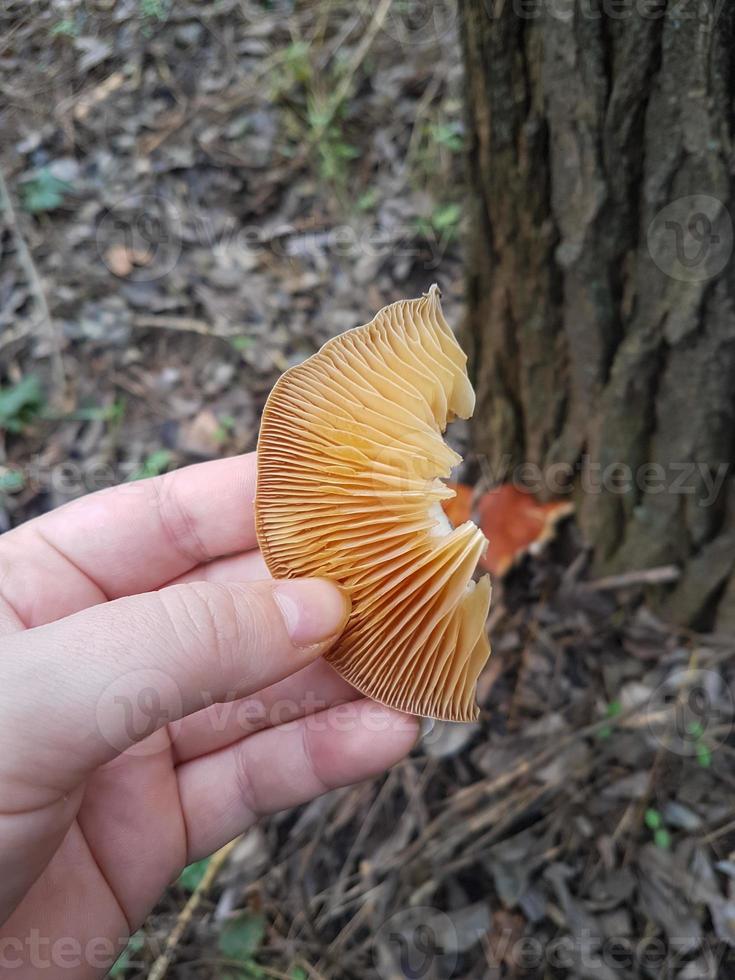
[255,285,491,722]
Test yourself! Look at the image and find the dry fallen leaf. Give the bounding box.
[105,244,153,278]
[442,480,473,528]
[105,244,134,278]
[178,409,223,458]
[478,484,573,577]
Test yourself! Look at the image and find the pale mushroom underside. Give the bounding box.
[255,285,492,722]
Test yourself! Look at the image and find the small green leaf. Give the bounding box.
[230,336,254,352]
[126,449,173,482]
[696,743,712,768]
[109,932,145,977]
[306,100,333,131]
[139,0,168,20]
[0,376,44,433]
[414,216,432,238]
[597,700,622,740]
[283,41,312,84]
[357,189,378,211]
[289,968,308,980]
[218,911,267,961]
[644,808,662,831]
[214,415,236,445]
[0,468,25,493]
[51,18,77,37]
[687,720,705,740]
[333,142,359,161]
[431,202,462,232]
[54,399,126,424]
[431,122,464,153]
[21,168,72,213]
[178,857,211,893]
[654,827,672,850]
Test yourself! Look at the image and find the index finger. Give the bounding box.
[3,453,258,611]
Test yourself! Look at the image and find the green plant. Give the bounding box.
[127,449,173,482]
[217,911,267,978]
[108,932,145,977]
[178,857,211,893]
[51,18,78,37]
[0,468,25,495]
[214,414,236,445]
[305,97,358,185]
[317,132,359,184]
[597,699,623,741]
[0,376,44,433]
[281,41,313,87]
[20,169,72,213]
[431,202,462,234]
[48,399,126,425]
[230,336,255,353]
[139,0,168,20]
[415,202,462,243]
[430,121,464,154]
[356,188,379,212]
[686,720,712,768]
[410,111,466,193]
[644,808,671,850]
[137,0,168,36]
[270,40,359,192]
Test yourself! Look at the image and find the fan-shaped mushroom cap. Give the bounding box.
[255,285,491,722]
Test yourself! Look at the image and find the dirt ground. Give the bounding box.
[2,3,735,978]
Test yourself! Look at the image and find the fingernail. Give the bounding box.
[273,579,351,648]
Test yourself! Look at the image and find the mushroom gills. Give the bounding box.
[255,284,492,722]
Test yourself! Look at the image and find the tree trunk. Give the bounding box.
[458,0,735,630]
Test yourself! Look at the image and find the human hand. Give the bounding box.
[0,453,418,977]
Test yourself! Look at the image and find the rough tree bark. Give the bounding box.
[458,0,735,630]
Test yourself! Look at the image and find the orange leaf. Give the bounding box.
[441,481,473,528]
[477,484,573,577]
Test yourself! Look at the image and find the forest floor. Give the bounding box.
[2,3,735,978]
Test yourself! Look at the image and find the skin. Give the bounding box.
[0,453,418,977]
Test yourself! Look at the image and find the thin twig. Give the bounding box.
[146,837,240,980]
[332,770,396,902]
[0,167,65,396]
[580,565,680,591]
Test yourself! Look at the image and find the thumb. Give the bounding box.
[0,578,349,926]
[1,578,350,791]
